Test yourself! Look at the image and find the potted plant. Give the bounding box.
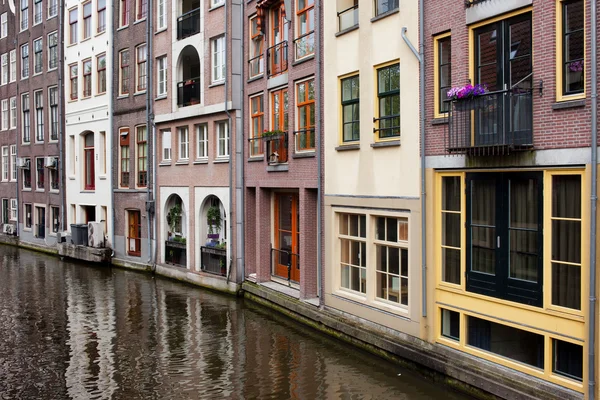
[207,205,222,239]
[261,129,285,140]
[167,203,182,240]
[447,83,488,110]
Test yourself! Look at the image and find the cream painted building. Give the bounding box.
[323,0,422,337]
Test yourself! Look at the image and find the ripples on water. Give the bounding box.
[0,247,469,400]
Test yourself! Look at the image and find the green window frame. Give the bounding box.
[341,75,359,142]
[376,64,400,139]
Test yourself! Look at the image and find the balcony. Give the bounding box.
[177,8,200,40]
[177,77,201,107]
[337,5,358,32]
[446,89,533,156]
[200,246,227,276]
[248,54,264,79]
[267,41,288,77]
[165,240,186,267]
[247,133,289,165]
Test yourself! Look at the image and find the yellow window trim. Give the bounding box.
[373,59,400,143]
[433,32,451,119]
[338,70,360,146]
[555,0,586,102]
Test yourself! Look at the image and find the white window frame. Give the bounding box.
[33,37,43,75]
[211,35,226,83]
[216,121,229,158]
[1,53,6,85]
[48,31,58,71]
[156,56,167,97]
[161,129,171,162]
[20,0,29,31]
[135,44,147,93]
[10,97,16,129]
[10,199,17,221]
[0,13,7,38]
[48,88,57,140]
[9,50,16,82]
[178,126,189,160]
[196,124,208,160]
[33,0,42,25]
[1,147,7,181]
[48,0,58,18]
[210,0,225,8]
[34,90,43,142]
[1,99,7,130]
[22,93,30,143]
[10,145,16,181]
[157,0,166,30]
[24,203,32,230]
[338,213,368,296]
[21,43,29,79]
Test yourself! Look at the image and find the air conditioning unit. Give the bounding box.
[45,156,57,169]
[2,224,13,234]
[16,157,29,169]
[88,222,105,248]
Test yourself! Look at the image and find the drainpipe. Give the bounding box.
[315,0,322,303]
[224,0,234,281]
[57,0,65,233]
[401,12,426,317]
[588,0,597,397]
[237,0,245,284]
[146,0,154,264]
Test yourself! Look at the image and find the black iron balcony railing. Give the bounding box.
[446,88,533,156]
[248,54,264,79]
[294,129,315,151]
[267,41,288,77]
[177,8,201,40]
[294,31,314,60]
[265,133,288,164]
[373,115,400,139]
[337,5,359,32]
[177,77,201,107]
[271,248,300,285]
[200,246,227,276]
[165,240,186,267]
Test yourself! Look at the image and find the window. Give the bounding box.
[339,213,367,294]
[296,79,315,151]
[119,49,130,95]
[10,145,16,181]
[25,204,32,228]
[196,125,207,159]
[217,121,229,158]
[136,0,147,21]
[69,8,78,44]
[119,128,130,187]
[440,176,461,285]
[51,207,60,233]
[97,54,106,94]
[48,0,57,18]
[34,0,42,24]
[128,210,141,256]
[272,88,288,132]
[83,132,95,190]
[83,2,92,40]
[375,217,409,306]
[553,339,583,381]
[48,88,57,140]
[50,164,58,190]
[157,0,166,30]
[21,43,29,79]
[249,16,264,78]
[441,309,460,341]
[70,63,78,100]
[341,75,360,142]
[269,4,289,76]
[211,36,225,83]
[559,0,584,97]
[376,63,400,139]
[20,0,28,30]
[1,147,7,181]
[0,13,6,38]
[136,126,147,187]
[1,53,6,84]
[34,91,43,142]
[23,158,31,188]
[97,0,106,33]
[9,97,16,129]
[295,0,315,59]
[33,38,42,74]
[82,59,91,97]
[211,0,224,7]
[249,95,264,157]
[22,93,30,143]
[120,0,129,27]
[10,199,17,221]
[48,32,58,70]
[178,126,189,160]
[434,35,451,116]
[161,129,171,161]
[136,45,147,92]
[374,0,398,16]
[36,157,44,190]
[1,99,7,130]
[9,50,16,82]
[157,56,167,96]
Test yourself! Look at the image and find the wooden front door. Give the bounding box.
[128,210,141,256]
[274,193,300,282]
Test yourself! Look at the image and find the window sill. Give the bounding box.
[335,144,360,151]
[214,158,230,163]
[292,151,315,159]
[22,142,30,146]
[371,140,401,148]
[208,3,225,12]
[193,158,208,165]
[247,74,264,84]
[209,81,225,88]
[431,117,449,125]
[552,99,586,110]
[134,91,147,97]
[134,18,147,25]
[23,227,32,232]
[247,155,264,162]
[22,188,32,192]
[117,25,129,31]
[80,37,91,43]
[266,164,288,172]
[292,54,314,67]
[80,190,96,193]
[98,175,107,180]
[175,160,189,165]
[35,189,44,193]
[117,95,129,100]
[47,67,58,73]
[95,30,106,37]
[95,92,106,97]
[159,161,171,166]
[47,15,57,21]
[155,27,167,35]
[68,176,75,180]
[155,95,167,101]
[335,25,359,37]
[49,189,59,194]
[370,8,399,23]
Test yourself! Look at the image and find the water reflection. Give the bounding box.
[0,247,469,399]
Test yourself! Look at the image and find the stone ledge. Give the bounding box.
[58,243,112,264]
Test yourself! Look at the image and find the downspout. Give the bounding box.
[58,0,65,233]
[401,8,425,317]
[110,7,117,255]
[238,0,245,284]
[146,0,154,264]
[588,0,597,396]
[315,0,322,302]
[224,0,234,281]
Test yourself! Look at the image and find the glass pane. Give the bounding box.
[552,220,581,264]
[398,219,408,241]
[386,218,397,242]
[442,248,461,284]
[376,245,387,272]
[441,309,460,340]
[278,195,292,231]
[376,217,385,241]
[566,31,584,62]
[389,247,399,275]
[341,264,349,289]
[350,240,360,265]
[359,215,366,238]
[340,238,349,264]
[350,266,359,292]
[471,226,495,275]
[360,242,366,267]
[400,248,408,277]
[553,339,583,381]
[565,0,584,32]
[442,212,460,248]
[471,179,495,226]
[552,175,581,218]
[339,214,348,235]
[349,214,358,236]
[440,38,451,64]
[552,263,581,310]
[342,78,352,101]
[509,230,538,282]
[360,268,366,293]
[376,271,385,299]
[440,65,450,87]
[510,177,538,229]
[442,176,461,211]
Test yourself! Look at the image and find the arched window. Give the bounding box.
[84,132,95,190]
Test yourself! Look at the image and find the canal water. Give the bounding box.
[0,247,470,400]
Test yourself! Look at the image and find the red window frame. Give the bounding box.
[84,133,95,190]
[82,2,92,40]
[97,0,106,33]
[120,0,129,26]
[69,8,78,44]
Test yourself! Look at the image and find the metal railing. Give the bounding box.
[294,31,314,60]
[201,246,227,276]
[294,129,315,151]
[248,54,264,79]
[265,133,288,164]
[177,8,201,40]
[373,115,400,139]
[165,240,186,267]
[177,77,201,107]
[446,88,533,156]
[270,248,300,285]
[267,41,288,77]
[337,5,359,32]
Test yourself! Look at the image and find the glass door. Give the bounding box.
[274,193,300,282]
